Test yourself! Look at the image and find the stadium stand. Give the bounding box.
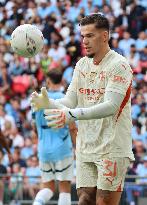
[0,0,147,205]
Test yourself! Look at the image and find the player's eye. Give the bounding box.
[87,34,94,38]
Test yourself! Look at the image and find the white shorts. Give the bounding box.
[39,157,74,183]
[76,157,130,191]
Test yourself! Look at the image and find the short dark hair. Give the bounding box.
[79,13,109,31]
[47,69,63,84]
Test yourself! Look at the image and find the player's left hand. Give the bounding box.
[44,108,77,129]
[30,87,51,111]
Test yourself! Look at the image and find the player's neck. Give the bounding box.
[48,84,62,91]
[93,46,111,65]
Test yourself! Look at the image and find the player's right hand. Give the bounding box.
[30,87,50,111]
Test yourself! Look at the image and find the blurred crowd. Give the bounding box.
[0,0,147,204]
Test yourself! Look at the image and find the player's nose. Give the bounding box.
[83,37,89,45]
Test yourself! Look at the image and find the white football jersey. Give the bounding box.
[66,50,134,162]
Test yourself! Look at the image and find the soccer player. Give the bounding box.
[31,14,134,205]
[32,69,77,205]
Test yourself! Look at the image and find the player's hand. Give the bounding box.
[30,87,50,111]
[44,108,77,129]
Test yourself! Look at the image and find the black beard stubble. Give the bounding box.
[87,53,95,58]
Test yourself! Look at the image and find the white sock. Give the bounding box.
[58,193,71,205]
[33,188,53,205]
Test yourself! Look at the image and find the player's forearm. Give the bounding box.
[69,92,124,120]
[70,100,117,120]
[48,98,76,110]
[56,91,77,109]
[44,92,125,128]
[48,98,73,109]
[68,122,77,147]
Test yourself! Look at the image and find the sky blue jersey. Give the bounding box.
[34,90,73,162]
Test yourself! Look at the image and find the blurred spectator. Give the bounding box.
[0,62,12,96]
[9,163,23,202]
[0,128,12,165]
[63,65,74,87]
[132,122,147,144]
[9,147,27,174]
[132,140,147,169]
[136,156,147,184]
[30,130,38,145]
[9,55,24,76]
[25,1,37,22]
[137,103,147,133]
[23,155,41,199]
[126,44,140,69]
[125,162,143,205]
[103,4,116,31]
[42,16,57,46]
[118,31,135,56]
[111,38,124,55]
[8,97,21,127]
[59,20,71,41]
[140,45,147,62]
[66,1,81,22]
[137,45,147,73]
[10,127,24,148]
[125,155,147,204]
[115,9,129,32]
[20,137,34,160]
[128,1,146,38]
[66,31,82,66]
[40,44,52,74]
[20,93,30,111]
[135,31,147,52]
[8,4,24,28]
[0,105,16,131]
[110,0,122,17]
[37,0,60,20]
[48,40,66,62]
[0,149,7,205]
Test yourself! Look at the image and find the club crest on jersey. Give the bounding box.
[89,72,97,83]
[99,71,106,81]
[80,71,98,83]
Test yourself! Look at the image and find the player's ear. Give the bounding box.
[103,30,109,43]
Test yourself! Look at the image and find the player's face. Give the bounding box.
[80,24,106,58]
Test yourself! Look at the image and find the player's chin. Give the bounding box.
[86,52,95,58]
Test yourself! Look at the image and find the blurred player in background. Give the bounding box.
[32,69,77,205]
[31,14,134,205]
